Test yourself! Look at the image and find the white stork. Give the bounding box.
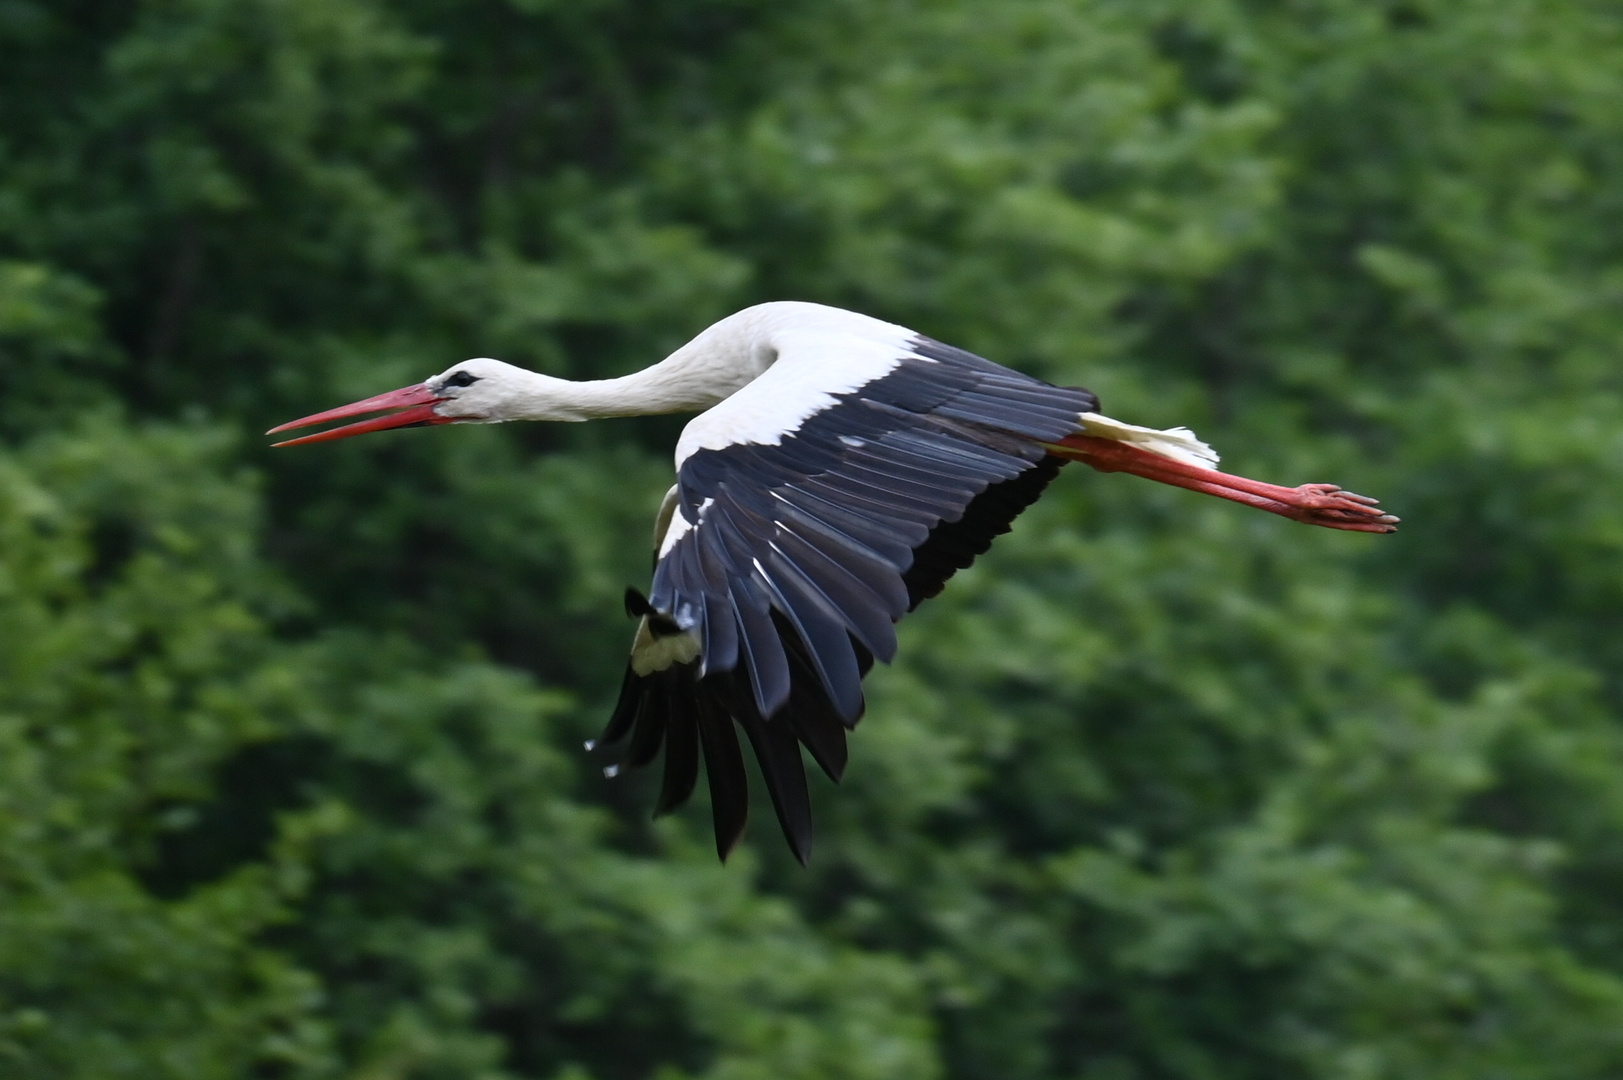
[270,301,1396,864]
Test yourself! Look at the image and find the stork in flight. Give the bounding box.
[270,302,1397,864]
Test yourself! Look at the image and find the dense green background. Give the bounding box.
[3,0,1623,1076]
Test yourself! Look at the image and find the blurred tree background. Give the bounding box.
[2,0,1623,1076]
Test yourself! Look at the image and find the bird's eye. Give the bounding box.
[443,370,479,389]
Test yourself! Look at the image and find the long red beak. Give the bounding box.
[266,383,451,447]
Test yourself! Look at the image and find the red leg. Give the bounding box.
[1049,435,1399,534]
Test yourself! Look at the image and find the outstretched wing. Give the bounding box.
[594,332,1098,863]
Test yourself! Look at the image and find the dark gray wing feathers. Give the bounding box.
[594,336,1098,862]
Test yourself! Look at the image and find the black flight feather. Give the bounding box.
[604,337,1098,862]
[655,685,701,816]
[696,683,750,861]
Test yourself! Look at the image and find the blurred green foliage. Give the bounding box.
[1,0,1622,1076]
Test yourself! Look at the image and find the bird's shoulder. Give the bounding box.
[671,317,920,466]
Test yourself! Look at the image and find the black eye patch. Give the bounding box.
[443,370,479,389]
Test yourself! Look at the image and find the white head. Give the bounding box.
[267,356,595,446]
[422,357,549,423]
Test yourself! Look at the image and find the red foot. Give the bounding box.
[1050,435,1399,534]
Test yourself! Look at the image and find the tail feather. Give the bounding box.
[1067,414,1219,469]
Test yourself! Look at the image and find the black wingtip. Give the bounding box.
[654,691,701,817]
[625,586,654,619]
[624,691,667,769]
[788,817,814,867]
[696,694,750,863]
[595,669,643,751]
[738,711,815,868]
[717,824,747,863]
